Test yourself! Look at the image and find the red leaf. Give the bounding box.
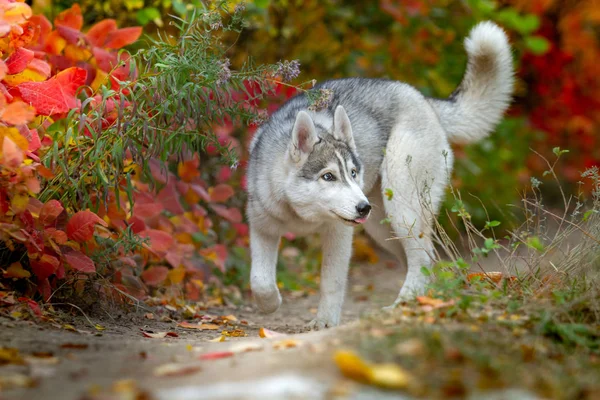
[5,47,34,75]
[66,210,107,242]
[104,27,143,49]
[138,229,174,253]
[86,19,117,47]
[54,4,83,30]
[141,266,169,286]
[18,67,87,116]
[64,250,95,274]
[210,204,242,223]
[199,351,234,360]
[209,184,234,203]
[45,228,68,246]
[30,254,60,280]
[39,199,64,226]
[56,25,86,45]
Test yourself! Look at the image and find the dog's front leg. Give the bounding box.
[307,223,353,330]
[250,227,282,314]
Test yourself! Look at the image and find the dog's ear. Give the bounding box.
[333,105,355,149]
[290,111,318,163]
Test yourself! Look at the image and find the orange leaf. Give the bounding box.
[54,4,83,30]
[30,254,60,280]
[1,101,35,125]
[416,296,455,310]
[18,67,87,116]
[64,250,95,274]
[5,48,34,75]
[167,266,186,285]
[177,158,200,182]
[1,2,32,25]
[44,228,68,245]
[1,136,24,168]
[209,184,234,203]
[66,210,107,242]
[104,27,143,49]
[39,199,64,226]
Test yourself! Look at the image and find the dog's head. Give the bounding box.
[284,105,371,226]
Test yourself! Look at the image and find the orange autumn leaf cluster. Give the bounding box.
[0,1,142,300]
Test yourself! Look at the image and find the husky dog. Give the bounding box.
[246,22,514,329]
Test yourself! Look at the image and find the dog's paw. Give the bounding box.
[306,318,333,331]
[252,286,282,314]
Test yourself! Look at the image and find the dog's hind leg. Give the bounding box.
[307,222,354,330]
[380,118,453,308]
[363,181,406,264]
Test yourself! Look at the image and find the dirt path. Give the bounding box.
[1,257,408,400]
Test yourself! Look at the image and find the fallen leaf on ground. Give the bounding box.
[208,335,226,342]
[60,343,88,350]
[467,271,517,284]
[334,349,412,389]
[221,329,247,337]
[141,331,179,339]
[144,313,155,320]
[153,363,202,377]
[0,347,24,365]
[199,351,234,360]
[229,342,263,353]
[273,339,301,350]
[0,373,35,390]
[178,321,219,330]
[416,296,455,310]
[259,327,286,338]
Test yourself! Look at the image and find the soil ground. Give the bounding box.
[0,255,409,400]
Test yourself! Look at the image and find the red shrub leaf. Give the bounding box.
[39,200,64,226]
[66,210,107,242]
[30,254,60,280]
[104,27,143,49]
[64,250,95,273]
[86,19,117,47]
[138,229,174,253]
[18,67,87,116]
[209,184,234,203]
[141,266,169,286]
[5,47,34,75]
[210,204,242,223]
[54,4,83,30]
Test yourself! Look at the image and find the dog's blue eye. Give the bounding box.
[322,173,335,181]
[351,169,357,178]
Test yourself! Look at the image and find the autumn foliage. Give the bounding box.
[0,1,141,301]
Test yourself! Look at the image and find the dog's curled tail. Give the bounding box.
[430,21,514,145]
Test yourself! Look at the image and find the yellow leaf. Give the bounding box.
[333,350,370,383]
[208,335,226,342]
[10,193,29,214]
[3,68,47,86]
[4,262,31,279]
[167,266,185,285]
[367,363,411,389]
[0,127,28,151]
[90,69,108,92]
[272,339,301,350]
[94,324,105,331]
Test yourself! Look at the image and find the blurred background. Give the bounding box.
[28,0,600,296]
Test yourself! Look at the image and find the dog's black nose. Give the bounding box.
[356,201,372,217]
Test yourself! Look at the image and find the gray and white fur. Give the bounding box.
[246,22,514,329]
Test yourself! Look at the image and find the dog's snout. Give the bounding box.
[356,201,371,217]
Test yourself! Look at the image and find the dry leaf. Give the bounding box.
[416,296,455,310]
[60,343,88,350]
[0,347,24,365]
[141,331,179,339]
[208,335,226,342]
[178,321,219,330]
[334,350,412,389]
[221,329,247,337]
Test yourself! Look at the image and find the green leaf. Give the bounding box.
[420,266,431,277]
[136,7,161,25]
[485,220,501,229]
[384,188,393,201]
[526,236,545,252]
[552,147,570,157]
[254,0,271,9]
[525,36,551,55]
